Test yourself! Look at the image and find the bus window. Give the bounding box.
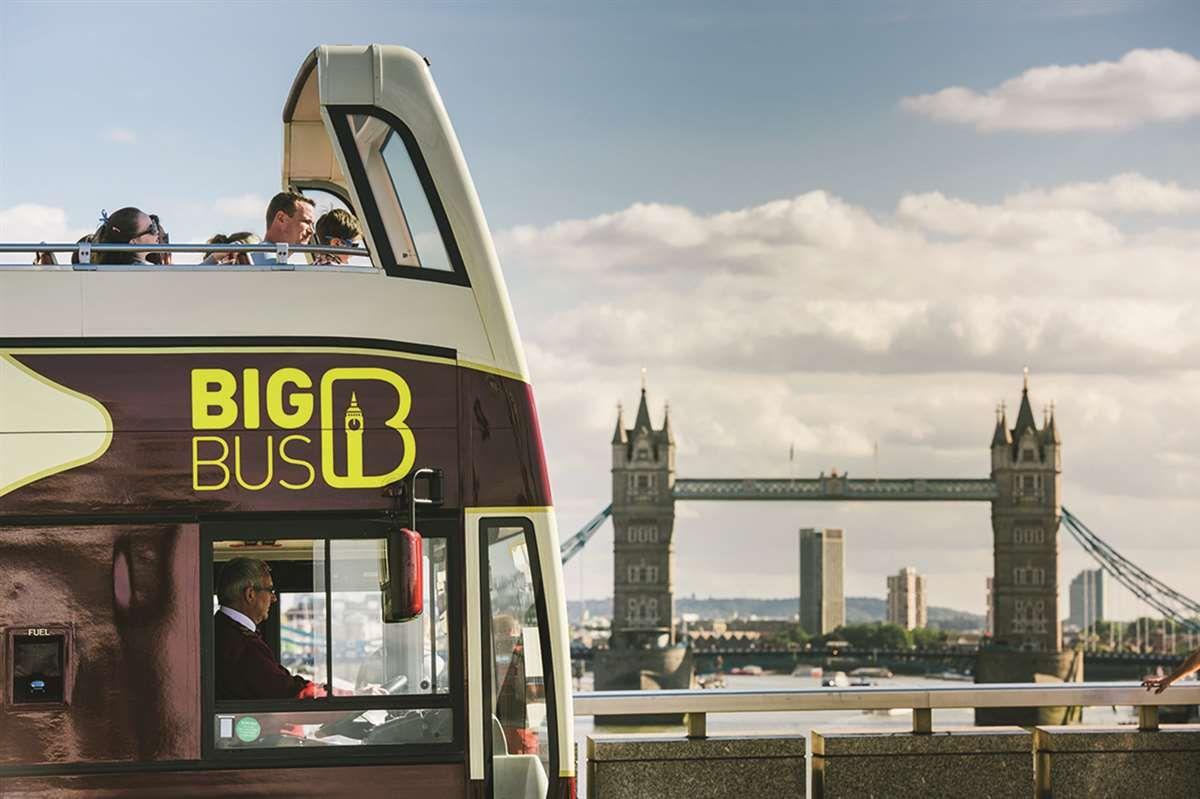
[207,528,456,754]
[331,538,450,696]
[378,132,453,272]
[333,110,465,280]
[483,520,555,797]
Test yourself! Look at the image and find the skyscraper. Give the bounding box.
[799,528,844,636]
[887,567,927,630]
[1068,569,1106,631]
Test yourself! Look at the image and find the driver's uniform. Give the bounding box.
[214,606,314,700]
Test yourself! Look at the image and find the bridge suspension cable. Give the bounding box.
[560,504,613,564]
[1061,506,1200,634]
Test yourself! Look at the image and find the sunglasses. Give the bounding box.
[132,216,160,240]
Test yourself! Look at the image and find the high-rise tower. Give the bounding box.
[799,528,845,636]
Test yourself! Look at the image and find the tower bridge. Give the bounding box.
[588,373,1073,722]
[574,374,1200,723]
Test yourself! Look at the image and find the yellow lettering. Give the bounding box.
[266,368,313,429]
[320,368,415,488]
[192,436,231,491]
[243,368,261,429]
[279,434,316,490]
[191,369,238,430]
[234,435,274,491]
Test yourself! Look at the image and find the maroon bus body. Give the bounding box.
[0,344,552,795]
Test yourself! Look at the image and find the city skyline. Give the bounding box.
[5,4,1200,612]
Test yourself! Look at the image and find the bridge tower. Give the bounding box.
[609,385,676,648]
[594,382,693,696]
[990,371,1062,652]
[977,372,1077,724]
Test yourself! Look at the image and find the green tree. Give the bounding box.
[911,627,949,649]
[832,622,912,650]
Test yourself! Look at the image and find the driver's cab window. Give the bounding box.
[205,529,454,754]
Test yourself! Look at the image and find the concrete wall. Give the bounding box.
[587,735,805,799]
[811,728,1033,799]
[1036,724,1200,798]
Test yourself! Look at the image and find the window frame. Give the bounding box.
[327,105,471,286]
[199,514,465,766]
[477,516,561,799]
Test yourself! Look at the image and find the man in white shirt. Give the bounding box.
[250,192,316,265]
[214,557,320,699]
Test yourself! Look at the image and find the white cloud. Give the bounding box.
[0,205,91,261]
[901,48,1200,132]
[213,193,267,226]
[500,182,1200,608]
[1006,172,1200,214]
[896,191,1122,248]
[101,127,138,144]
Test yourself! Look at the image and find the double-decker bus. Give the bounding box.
[0,45,573,798]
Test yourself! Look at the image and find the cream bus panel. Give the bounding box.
[0,273,83,337]
[0,272,495,368]
[0,355,112,497]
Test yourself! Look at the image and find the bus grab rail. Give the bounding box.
[0,241,372,271]
[571,682,1200,737]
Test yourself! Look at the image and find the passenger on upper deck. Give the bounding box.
[92,207,160,265]
[252,191,315,265]
[146,214,171,265]
[201,231,260,265]
[214,557,323,700]
[312,208,362,265]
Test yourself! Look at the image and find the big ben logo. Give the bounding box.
[344,391,365,480]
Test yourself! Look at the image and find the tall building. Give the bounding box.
[887,567,927,630]
[1068,569,1106,631]
[989,373,1062,652]
[799,528,844,636]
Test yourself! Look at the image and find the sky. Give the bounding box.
[4,1,1200,617]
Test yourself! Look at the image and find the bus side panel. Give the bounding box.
[1,349,459,517]
[458,368,552,508]
[0,524,200,766]
[0,763,465,798]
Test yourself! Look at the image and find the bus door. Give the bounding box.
[472,514,563,799]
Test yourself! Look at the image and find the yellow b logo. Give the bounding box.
[319,367,415,488]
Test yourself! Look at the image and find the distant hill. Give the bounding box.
[568,596,984,632]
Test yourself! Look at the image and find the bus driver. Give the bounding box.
[215,557,324,700]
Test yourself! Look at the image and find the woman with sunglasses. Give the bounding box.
[92,207,161,265]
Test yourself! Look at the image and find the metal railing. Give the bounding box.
[0,242,374,272]
[573,682,1200,737]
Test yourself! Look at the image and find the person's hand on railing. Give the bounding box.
[1142,674,1172,694]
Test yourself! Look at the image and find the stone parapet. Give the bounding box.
[1035,724,1200,798]
[811,727,1033,799]
[587,734,805,799]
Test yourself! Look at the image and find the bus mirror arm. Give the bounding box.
[379,468,443,623]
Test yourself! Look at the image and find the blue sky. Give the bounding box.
[4,1,1198,229]
[5,1,1200,616]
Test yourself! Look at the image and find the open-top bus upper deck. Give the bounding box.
[0,45,573,799]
